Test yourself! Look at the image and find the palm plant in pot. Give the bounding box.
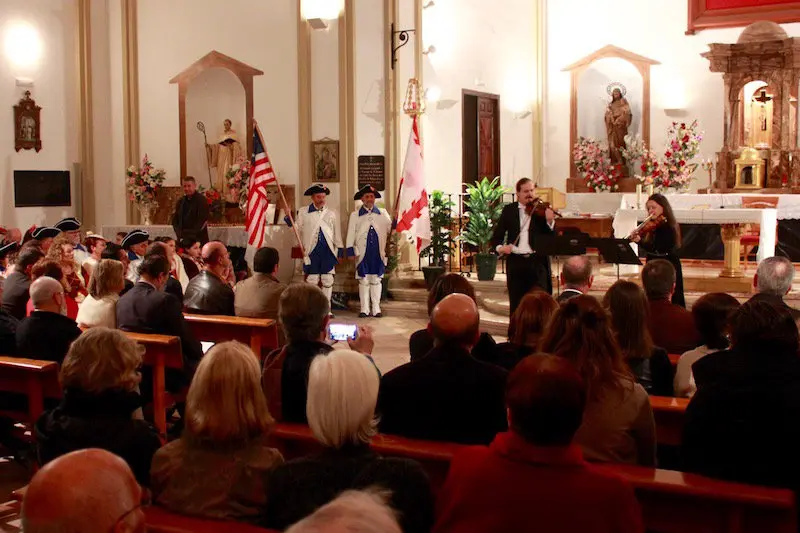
[460,177,507,281]
[420,190,454,288]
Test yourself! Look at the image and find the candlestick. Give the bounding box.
[636,184,642,209]
[646,184,654,198]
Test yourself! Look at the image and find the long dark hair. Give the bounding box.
[603,280,654,360]
[692,293,740,350]
[647,193,681,247]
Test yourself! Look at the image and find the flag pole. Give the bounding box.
[252,120,306,258]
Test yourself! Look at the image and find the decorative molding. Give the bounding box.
[76,0,95,227]
[384,0,397,214]
[297,1,312,193]
[338,0,356,217]
[121,0,140,224]
[687,0,800,35]
[532,0,546,185]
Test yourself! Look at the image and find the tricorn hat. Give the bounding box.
[31,227,60,240]
[121,229,150,250]
[304,183,331,196]
[354,185,382,201]
[54,217,82,232]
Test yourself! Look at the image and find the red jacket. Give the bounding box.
[434,432,644,533]
[647,299,700,355]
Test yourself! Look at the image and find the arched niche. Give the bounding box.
[170,51,264,179]
[562,45,660,179]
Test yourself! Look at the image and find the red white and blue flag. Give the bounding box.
[246,130,277,247]
[396,116,431,252]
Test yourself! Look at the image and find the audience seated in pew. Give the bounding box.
[674,292,740,398]
[540,295,656,466]
[264,349,434,533]
[117,253,202,393]
[642,259,700,355]
[76,259,125,329]
[492,290,557,371]
[434,354,643,533]
[26,260,79,320]
[34,328,160,486]
[16,277,81,364]
[151,341,284,523]
[271,284,373,424]
[145,241,184,303]
[153,236,189,292]
[80,233,107,285]
[101,242,134,296]
[408,274,497,363]
[235,247,287,319]
[1,247,44,320]
[604,280,674,396]
[0,280,18,354]
[683,299,800,502]
[557,255,593,303]
[179,238,203,281]
[22,448,146,533]
[285,490,403,533]
[378,293,508,445]
[751,255,800,320]
[184,241,235,316]
[46,234,87,303]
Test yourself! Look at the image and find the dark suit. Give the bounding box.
[116,282,202,390]
[1,272,32,320]
[557,288,583,304]
[183,271,234,316]
[377,344,508,445]
[15,311,81,363]
[172,193,209,244]
[490,203,554,315]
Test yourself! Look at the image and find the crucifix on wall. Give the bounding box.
[753,90,772,132]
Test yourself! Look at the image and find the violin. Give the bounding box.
[628,213,666,240]
[526,197,563,218]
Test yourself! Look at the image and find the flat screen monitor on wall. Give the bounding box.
[14,170,71,207]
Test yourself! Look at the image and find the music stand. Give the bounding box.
[591,238,642,280]
[533,233,590,297]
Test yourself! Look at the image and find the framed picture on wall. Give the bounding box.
[312,138,339,183]
[687,0,800,34]
[14,91,42,153]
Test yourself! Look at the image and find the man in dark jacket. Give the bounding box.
[143,242,183,302]
[117,254,202,391]
[16,277,81,363]
[0,283,19,354]
[752,256,800,320]
[378,294,508,445]
[1,247,44,320]
[171,176,209,245]
[183,241,234,315]
[557,255,593,304]
[683,299,800,499]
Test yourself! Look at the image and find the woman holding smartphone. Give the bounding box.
[630,193,685,308]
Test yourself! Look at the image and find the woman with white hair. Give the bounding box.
[76,259,125,329]
[34,327,161,486]
[150,341,284,522]
[263,349,434,533]
[285,490,401,533]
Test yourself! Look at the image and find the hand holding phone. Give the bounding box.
[328,323,358,342]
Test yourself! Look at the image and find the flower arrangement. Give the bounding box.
[634,149,662,187]
[226,158,251,213]
[621,134,645,177]
[126,154,165,205]
[198,185,225,222]
[657,120,703,191]
[572,137,620,192]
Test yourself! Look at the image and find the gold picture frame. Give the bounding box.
[312,138,339,183]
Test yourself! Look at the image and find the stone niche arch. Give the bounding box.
[170,50,264,178]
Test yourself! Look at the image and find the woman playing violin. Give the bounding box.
[630,193,685,307]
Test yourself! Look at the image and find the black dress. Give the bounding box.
[639,224,685,308]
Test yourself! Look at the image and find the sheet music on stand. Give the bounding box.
[591,238,642,280]
[534,233,589,297]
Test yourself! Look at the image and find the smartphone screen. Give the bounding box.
[329,323,358,342]
[200,341,215,354]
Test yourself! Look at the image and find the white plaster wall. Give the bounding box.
[546,0,800,191]
[0,0,79,229]
[354,0,385,187]
[310,22,341,210]
[136,0,299,192]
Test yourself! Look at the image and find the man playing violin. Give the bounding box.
[491,178,556,315]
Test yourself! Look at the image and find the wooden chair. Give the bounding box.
[183,314,280,360]
[741,196,779,271]
[121,332,182,440]
[0,356,61,425]
[650,395,690,447]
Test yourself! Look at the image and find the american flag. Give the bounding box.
[246,130,277,247]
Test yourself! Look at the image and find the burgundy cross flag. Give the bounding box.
[395,116,431,252]
[246,130,277,247]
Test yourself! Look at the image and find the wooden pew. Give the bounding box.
[144,507,277,533]
[271,423,795,533]
[0,356,61,425]
[651,395,690,447]
[121,332,182,439]
[184,314,280,359]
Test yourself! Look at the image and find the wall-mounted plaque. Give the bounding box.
[14,91,42,153]
[357,155,386,191]
[14,171,71,207]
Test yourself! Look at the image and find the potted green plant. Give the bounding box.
[420,190,454,288]
[382,230,400,300]
[460,177,507,281]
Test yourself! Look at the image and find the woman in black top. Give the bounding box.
[631,193,685,307]
[603,280,674,396]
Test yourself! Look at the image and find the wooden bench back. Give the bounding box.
[0,355,62,424]
[183,314,280,360]
[144,507,276,533]
[122,332,183,369]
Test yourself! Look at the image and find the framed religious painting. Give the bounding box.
[14,91,42,153]
[687,0,800,34]
[312,138,339,183]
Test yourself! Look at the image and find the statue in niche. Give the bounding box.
[604,84,632,167]
[206,119,243,197]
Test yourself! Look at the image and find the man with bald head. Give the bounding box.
[22,448,145,533]
[16,277,81,363]
[378,294,508,444]
[183,240,235,315]
[558,255,593,303]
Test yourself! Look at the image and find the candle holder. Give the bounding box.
[701,159,715,192]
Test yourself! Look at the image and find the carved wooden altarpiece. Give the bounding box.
[14,91,42,153]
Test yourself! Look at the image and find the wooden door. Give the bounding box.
[478,97,500,180]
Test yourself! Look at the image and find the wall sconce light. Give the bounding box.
[390,23,416,70]
[514,110,532,120]
[302,0,343,30]
[424,85,442,103]
[422,45,436,55]
[3,21,43,69]
[423,0,435,8]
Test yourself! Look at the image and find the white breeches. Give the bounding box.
[307,271,335,302]
[357,274,383,315]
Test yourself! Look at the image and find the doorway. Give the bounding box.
[462,90,501,186]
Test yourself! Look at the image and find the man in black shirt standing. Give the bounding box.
[171,176,209,245]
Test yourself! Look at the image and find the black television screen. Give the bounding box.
[14,170,71,207]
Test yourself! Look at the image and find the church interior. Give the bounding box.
[1,0,800,531]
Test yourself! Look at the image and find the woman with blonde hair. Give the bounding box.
[34,327,160,486]
[151,341,284,523]
[46,234,87,302]
[76,259,125,329]
[264,349,434,533]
